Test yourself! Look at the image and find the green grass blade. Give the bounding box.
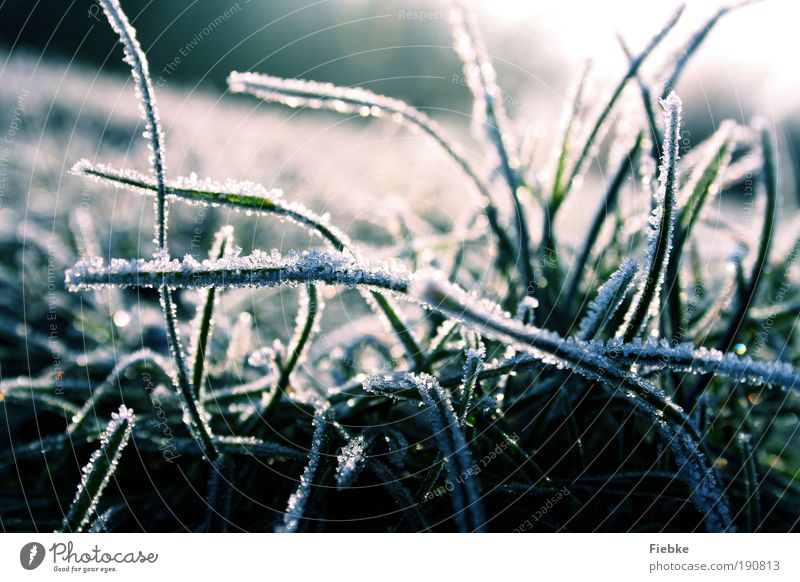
[716,120,777,351]
[191,226,235,398]
[72,161,426,370]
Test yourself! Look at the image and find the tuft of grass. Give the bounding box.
[0,0,797,534]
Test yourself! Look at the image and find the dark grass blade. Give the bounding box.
[716,120,777,352]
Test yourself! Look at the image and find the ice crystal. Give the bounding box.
[335,434,370,490]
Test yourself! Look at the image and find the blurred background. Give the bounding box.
[1,0,798,133]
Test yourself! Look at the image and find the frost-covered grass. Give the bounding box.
[1,0,799,532]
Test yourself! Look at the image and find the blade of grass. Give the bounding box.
[227,71,516,275]
[191,226,235,399]
[619,93,682,341]
[61,405,134,533]
[96,0,219,462]
[449,0,535,296]
[716,120,777,352]
[72,161,426,370]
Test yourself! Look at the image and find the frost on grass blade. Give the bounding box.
[447,0,515,155]
[414,373,485,532]
[447,0,535,294]
[577,258,639,340]
[277,405,330,533]
[66,249,413,294]
[409,270,732,530]
[96,0,168,251]
[410,269,686,420]
[335,434,370,490]
[72,160,424,368]
[61,405,135,533]
[229,72,426,123]
[649,409,733,532]
[227,71,488,206]
[362,373,421,402]
[619,92,682,341]
[71,161,352,251]
[598,338,800,391]
[96,0,219,464]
